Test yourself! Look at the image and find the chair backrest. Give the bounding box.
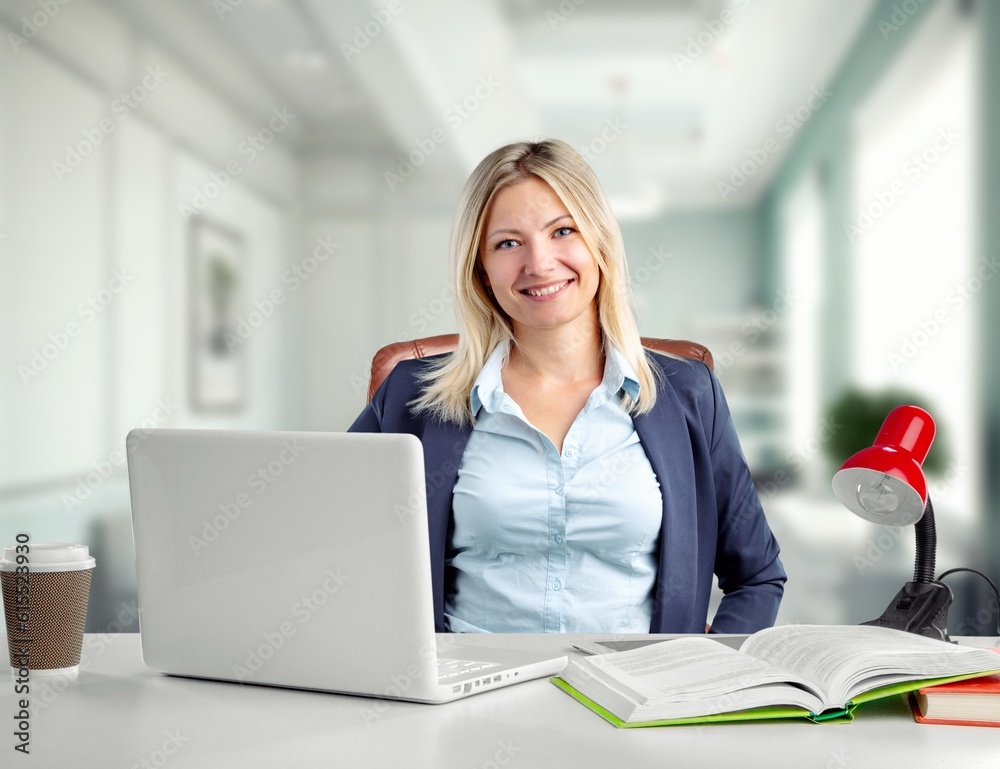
[367,334,713,402]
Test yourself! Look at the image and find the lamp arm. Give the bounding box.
[862,494,952,640]
[913,496,937,584]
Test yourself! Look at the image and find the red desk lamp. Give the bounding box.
[832,405,952,640]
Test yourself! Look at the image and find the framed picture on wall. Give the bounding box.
[188,216,247,412]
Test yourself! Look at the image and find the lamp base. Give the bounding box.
[861,581,953,641]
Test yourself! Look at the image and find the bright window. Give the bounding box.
[850,4,977,519]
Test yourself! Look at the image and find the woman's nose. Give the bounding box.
[523,239,556,276]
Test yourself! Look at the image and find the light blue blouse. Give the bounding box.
[444,343,663,633]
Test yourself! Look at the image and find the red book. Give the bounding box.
[911,672,1000,727]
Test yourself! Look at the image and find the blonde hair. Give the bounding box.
[411,139,659,424]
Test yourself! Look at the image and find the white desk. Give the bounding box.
[2,632,998,769]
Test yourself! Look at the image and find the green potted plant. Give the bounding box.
[823,387,949,475]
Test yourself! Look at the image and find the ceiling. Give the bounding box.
[108,0,877,213]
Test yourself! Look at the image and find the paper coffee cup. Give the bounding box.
[1,543,96,676]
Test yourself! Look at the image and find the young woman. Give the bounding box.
[351,139,785,634]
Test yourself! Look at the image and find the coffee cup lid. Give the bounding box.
[0,543,96,572]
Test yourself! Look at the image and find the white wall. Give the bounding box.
[0,43,110,490]
[297,150,461,430]
[0,1,301,629]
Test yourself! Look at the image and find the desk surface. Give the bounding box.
[2,632,999,769]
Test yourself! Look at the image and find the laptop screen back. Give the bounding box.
[127,429,438,696]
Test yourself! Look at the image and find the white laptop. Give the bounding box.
[126,428,566,703]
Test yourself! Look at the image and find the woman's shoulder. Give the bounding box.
[361,353,454,433]
[644,348,715,392]
[377,352,450,397]
[642,349,722,435]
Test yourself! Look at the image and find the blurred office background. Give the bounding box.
[1,0,998,635]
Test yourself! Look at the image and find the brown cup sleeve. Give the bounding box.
[2,569,93,670]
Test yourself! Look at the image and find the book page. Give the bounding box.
[567,637,824,713]
[740,625,1000,706]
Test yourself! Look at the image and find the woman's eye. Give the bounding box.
[554,226,574,237]
[495,239,518,250]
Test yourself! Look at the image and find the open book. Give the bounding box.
[553,625,1000,727]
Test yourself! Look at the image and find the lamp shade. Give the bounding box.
[832,405,935,526]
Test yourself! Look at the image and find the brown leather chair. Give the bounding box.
[367,334,713,402]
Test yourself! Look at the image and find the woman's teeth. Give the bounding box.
[523,280,569,297]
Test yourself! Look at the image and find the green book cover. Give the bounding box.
[551,670,1000,728]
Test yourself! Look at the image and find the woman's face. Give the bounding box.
[478,176,600,337]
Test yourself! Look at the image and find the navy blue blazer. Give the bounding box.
[349,351,786,634]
